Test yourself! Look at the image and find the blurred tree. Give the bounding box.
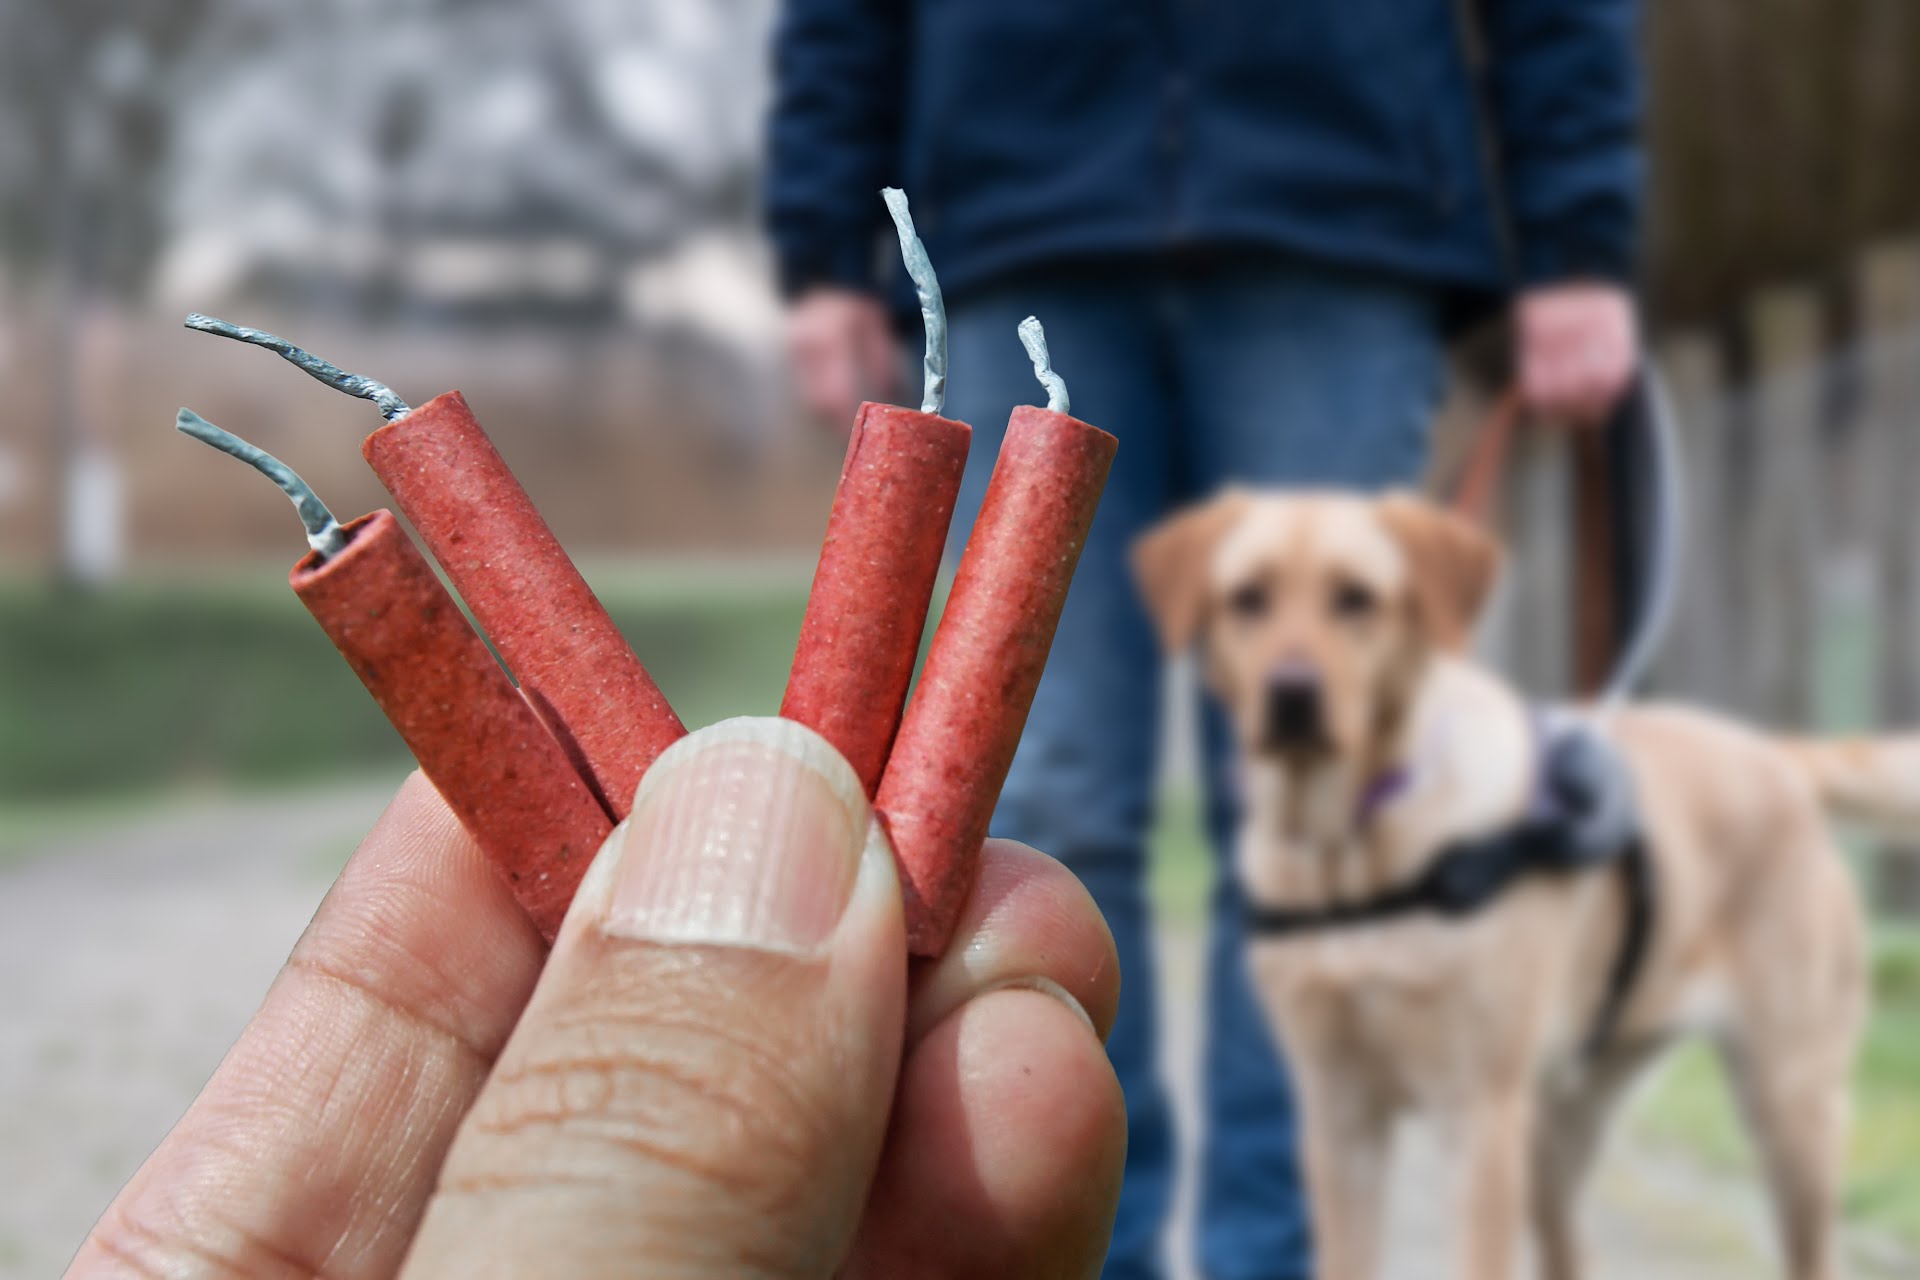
[0,0,216,582]
[0,0,780,576]
[0,0,214,294]
[158,0,775,323]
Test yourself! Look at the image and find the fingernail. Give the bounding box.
[982,976,1099,1037]
[907,971,1102,1046]
[606,717,869,955]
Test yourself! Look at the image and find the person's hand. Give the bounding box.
[70,718,1125,1279]
[788,288,898,428]
[1514,281,1639,428]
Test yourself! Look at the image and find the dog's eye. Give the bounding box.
[1226,581,1270,620]
[1331,581,1377,620]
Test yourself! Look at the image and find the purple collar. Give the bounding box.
[1354,765,1413,827]
[1356,709,1552,829]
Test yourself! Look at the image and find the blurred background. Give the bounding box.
[2,1,1919,1276]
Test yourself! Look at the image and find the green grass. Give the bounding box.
[0,567,811,803]
[1631,927,1920,1248]
[0,786,207,864]
[1149,783,1214,927]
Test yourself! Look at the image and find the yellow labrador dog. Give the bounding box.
[1132,490,1905,1280]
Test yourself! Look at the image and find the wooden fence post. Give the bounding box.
[1857,240,1920,917]
[1570,421,1619,696]
[1859,242,1920,722]
[1743,286,1826,726]
[1652,334,1731,706]
[1502,430,1571,697]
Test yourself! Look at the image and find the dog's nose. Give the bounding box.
[1261,669,1327,753]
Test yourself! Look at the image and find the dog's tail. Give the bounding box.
[1784,735,1920,838]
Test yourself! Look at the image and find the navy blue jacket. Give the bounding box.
[766,0,1641,318]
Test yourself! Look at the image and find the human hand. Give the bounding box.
[1514,282,1640,428]
[70,718,1125,1279]
[787,288,898,428]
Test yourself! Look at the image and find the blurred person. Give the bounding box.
[70,720,1126,1278]
[769,3,1642,1277]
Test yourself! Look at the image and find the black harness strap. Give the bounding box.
[1243,721,1657,1058]
[1584,836,1655,1057]
[1244,818,1600,934]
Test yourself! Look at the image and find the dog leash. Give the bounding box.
[1464,367,1689,1055]
[1597,368,1687,711]
[1448,367,1688,713]
[1574,370,1682,1051]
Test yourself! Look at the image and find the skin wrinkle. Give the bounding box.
[97,1195,314,1280]
[199,1203,327,1280]
[297,884,531,1060]
[192,988,480,1277]
[280,970,475,1146]
[286,787,541,1055]
[82,1225,179,1280]
[324,1033,469,1269]
[344,1131,433,1270]
[477,1043,769,1159]
[537,977,831,1129]
[285,956,497,1075]
[435,1170,636,1194]
[283,1016,400,1262]
[450,960,843,1229]
[466,1108,776,1192]
[440,1090,833,1275]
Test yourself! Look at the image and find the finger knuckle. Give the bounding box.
[84,1204,317,1280]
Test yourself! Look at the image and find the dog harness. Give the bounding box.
[1241,718,1655,1058]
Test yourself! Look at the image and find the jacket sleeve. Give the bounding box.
[1480,0,1644,286]
[765,0,908,298]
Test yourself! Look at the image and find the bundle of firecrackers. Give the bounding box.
[179,191,1115,959]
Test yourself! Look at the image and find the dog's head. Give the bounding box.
[1132,490,1500,771]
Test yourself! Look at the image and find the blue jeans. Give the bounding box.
[941,258,1443,1280]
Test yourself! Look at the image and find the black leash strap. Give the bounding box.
[1593,366,1687,706]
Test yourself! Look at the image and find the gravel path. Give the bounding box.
[0,784,393,1279]
[1,784,1902,1278]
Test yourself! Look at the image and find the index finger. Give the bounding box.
[68,772,546,1279]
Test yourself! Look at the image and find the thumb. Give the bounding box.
[401,717,906,1278]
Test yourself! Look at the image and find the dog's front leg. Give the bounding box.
[1452,1091,1535,1280]
[1289,1057,1392,1280]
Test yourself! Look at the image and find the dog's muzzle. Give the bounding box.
[1260,669,1328,755]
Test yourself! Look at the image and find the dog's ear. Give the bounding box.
[1130,490,1253,653]
[1376,493,1502,652]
